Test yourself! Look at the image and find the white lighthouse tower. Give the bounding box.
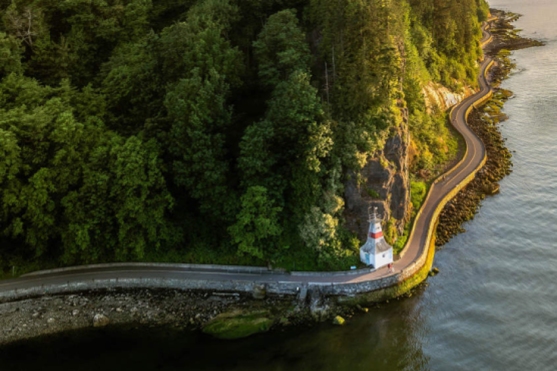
[360,207,393,269]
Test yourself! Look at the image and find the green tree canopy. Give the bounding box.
[0,32,23,77]
[229,186,283,261]
[253,9,311,87]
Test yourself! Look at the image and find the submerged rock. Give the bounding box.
[202,309,273,340]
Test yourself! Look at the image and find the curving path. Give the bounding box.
[0,21,496,296]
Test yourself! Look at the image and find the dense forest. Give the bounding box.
[0,0,489,272]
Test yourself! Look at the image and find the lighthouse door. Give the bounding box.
[365,253,370,265]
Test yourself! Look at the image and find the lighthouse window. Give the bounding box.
[382,254,385,258]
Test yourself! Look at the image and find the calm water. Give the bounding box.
[2,1,557,370]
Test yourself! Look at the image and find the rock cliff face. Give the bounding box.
[422,82,476,112]
[344,105,411,241]
[344,84,475,245]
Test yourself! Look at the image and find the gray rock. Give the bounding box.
[308,288,330,321]
[297,285,308,303]
[253,284,266,300]
[344,117,411,240]
[93,314,110,328]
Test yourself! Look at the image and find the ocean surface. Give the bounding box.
[1,1,556,370]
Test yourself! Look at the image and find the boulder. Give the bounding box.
[356,305,369,313]
[252,284,266,300]
[482,183,500,195]
[332,316,345,326]
[297,285,308,303]
[93,314,110,328]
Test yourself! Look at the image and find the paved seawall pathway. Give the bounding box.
[0,21,497,303]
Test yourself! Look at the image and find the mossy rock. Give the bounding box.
[333,316,346,325]
[202,310,274,340]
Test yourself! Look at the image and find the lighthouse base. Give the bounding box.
[360,248,393,269]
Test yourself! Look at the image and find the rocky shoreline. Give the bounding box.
[435,10,544,246]
[0,286,364,345]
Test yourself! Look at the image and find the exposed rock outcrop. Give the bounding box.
[422,82,476,112]
[344,106,411,240]
[344,83,475,243]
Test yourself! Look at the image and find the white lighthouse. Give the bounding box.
[360,207,393,269]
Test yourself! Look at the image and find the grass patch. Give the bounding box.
[392,180,429,255]
[365,188,381,199]
[410,181,428,210]
[393,224,410,255]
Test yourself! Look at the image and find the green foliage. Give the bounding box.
[253,9,311,87]
[410,181,428,210]
[408,0,484,88]
[393,227,410,255]
[187,0,240,32]
[0,0,489,272]
[165,69,234,220]
[2,3,46,48]
[383,218,398,246]
[410,110,458,171]
[100,4,243,133]
[27,35,76,86]
[299,206,338,254]
[0,74,176,263]
[365,188,381,199]
[0,32,23,77]
[0,90,99,255]
[229,186,283,261]
[60,135,178,263]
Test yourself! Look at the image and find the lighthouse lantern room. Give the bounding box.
[360,207,393,269]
